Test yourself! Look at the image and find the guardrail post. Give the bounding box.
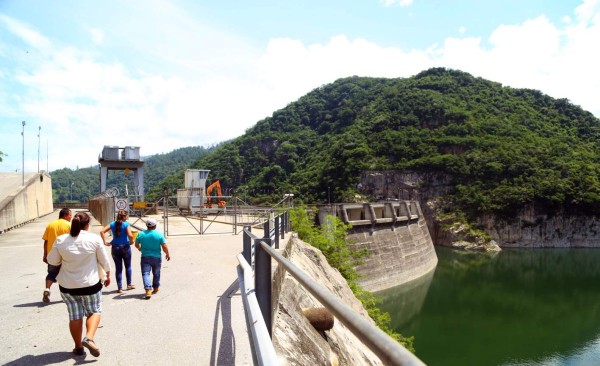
[281,211,287,239]
[263,220,270,239]
[243,225,252,267]
[255,238,272,337]
[274,216,280,249]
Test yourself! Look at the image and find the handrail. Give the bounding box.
[257,239,426,366]
[236,254,280,366]
[240,207,425,366]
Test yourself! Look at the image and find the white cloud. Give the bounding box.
[0,14,51,50]
[2,1,600,173]
[574,0,600,24]
[380,0,414,8]
[89,28,105,44]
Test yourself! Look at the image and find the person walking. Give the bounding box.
[134,218,170,299]
[42,208,72,303]
[47,211,112,357]
[100,210,135,293]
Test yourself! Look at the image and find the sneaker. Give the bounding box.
[43,289,50,303]
[152,287,159,294]
[145,289,152,299]
[72,347,85,356]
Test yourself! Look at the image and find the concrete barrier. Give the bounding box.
[0,172,53,233]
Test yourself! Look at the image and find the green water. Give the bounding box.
[377,247,600,366]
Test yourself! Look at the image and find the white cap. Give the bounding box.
[146,218,158,227]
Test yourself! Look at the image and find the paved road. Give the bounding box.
[0,209,261,365]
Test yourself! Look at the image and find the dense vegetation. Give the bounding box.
[49,68,600,221]
[290,206,415,352]
[50,146,211,203]
[188,68,600,219]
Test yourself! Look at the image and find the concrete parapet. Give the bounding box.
[0,172,53,233]
[318,201,438,292]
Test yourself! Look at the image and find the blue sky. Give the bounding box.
[0,0,598,173]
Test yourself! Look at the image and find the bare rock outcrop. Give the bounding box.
[361,170,600,248]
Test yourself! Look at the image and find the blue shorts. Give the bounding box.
[46,264,61,282]
[60,291,102,321]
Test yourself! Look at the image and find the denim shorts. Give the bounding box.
[46,264,61,282]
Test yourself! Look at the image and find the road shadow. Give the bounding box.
[3,351,96,366]
[106,293,147,300]
[13,300,61,308]
[209,279,240,366]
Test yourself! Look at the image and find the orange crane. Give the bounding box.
[204,180,226,208]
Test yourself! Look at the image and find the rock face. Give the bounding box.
[360,171,600,247]
[272,236,384,366]
[478,210,600,248]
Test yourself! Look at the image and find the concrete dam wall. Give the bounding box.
[318,201,438,292]
[0,172,54,233]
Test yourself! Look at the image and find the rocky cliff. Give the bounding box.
[477,208,600,247]
[360,171,600,248]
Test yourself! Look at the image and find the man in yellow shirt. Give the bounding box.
[42,208,72,303]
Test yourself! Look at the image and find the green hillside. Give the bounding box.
[188,68,600,219]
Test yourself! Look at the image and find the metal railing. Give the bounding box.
[237,211,289,366]
[237,210,426,366]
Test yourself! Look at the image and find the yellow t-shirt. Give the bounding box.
[42,219,71,254]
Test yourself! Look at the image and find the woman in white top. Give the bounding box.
[47,211,111,357]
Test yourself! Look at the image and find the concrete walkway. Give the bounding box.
[0,209,262,365]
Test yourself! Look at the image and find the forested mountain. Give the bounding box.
[182,67,600,219]
[51,146,212,202]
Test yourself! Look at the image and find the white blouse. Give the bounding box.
[47,230,111,289]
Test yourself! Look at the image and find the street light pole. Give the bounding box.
[21,121,25,186]
[37,126,41,173]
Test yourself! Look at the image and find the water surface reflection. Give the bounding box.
[377,248,600,366]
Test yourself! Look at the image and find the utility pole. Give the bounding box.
[21,121,25,186]
[37,126,41,173]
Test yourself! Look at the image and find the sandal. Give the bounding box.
[127,284,136,290]
[82,336,100,357]
[72,347,85,356]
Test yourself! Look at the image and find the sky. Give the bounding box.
[0,0,599,174]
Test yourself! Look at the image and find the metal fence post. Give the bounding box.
[263,220,270,240]
[281,211,286,240]
[163,193,169,237]
[274,216,280,249]
[255,238,272,337]
[233,197,238,234]
[243,225,252,267]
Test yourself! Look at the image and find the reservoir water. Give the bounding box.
[377,247,600,366]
